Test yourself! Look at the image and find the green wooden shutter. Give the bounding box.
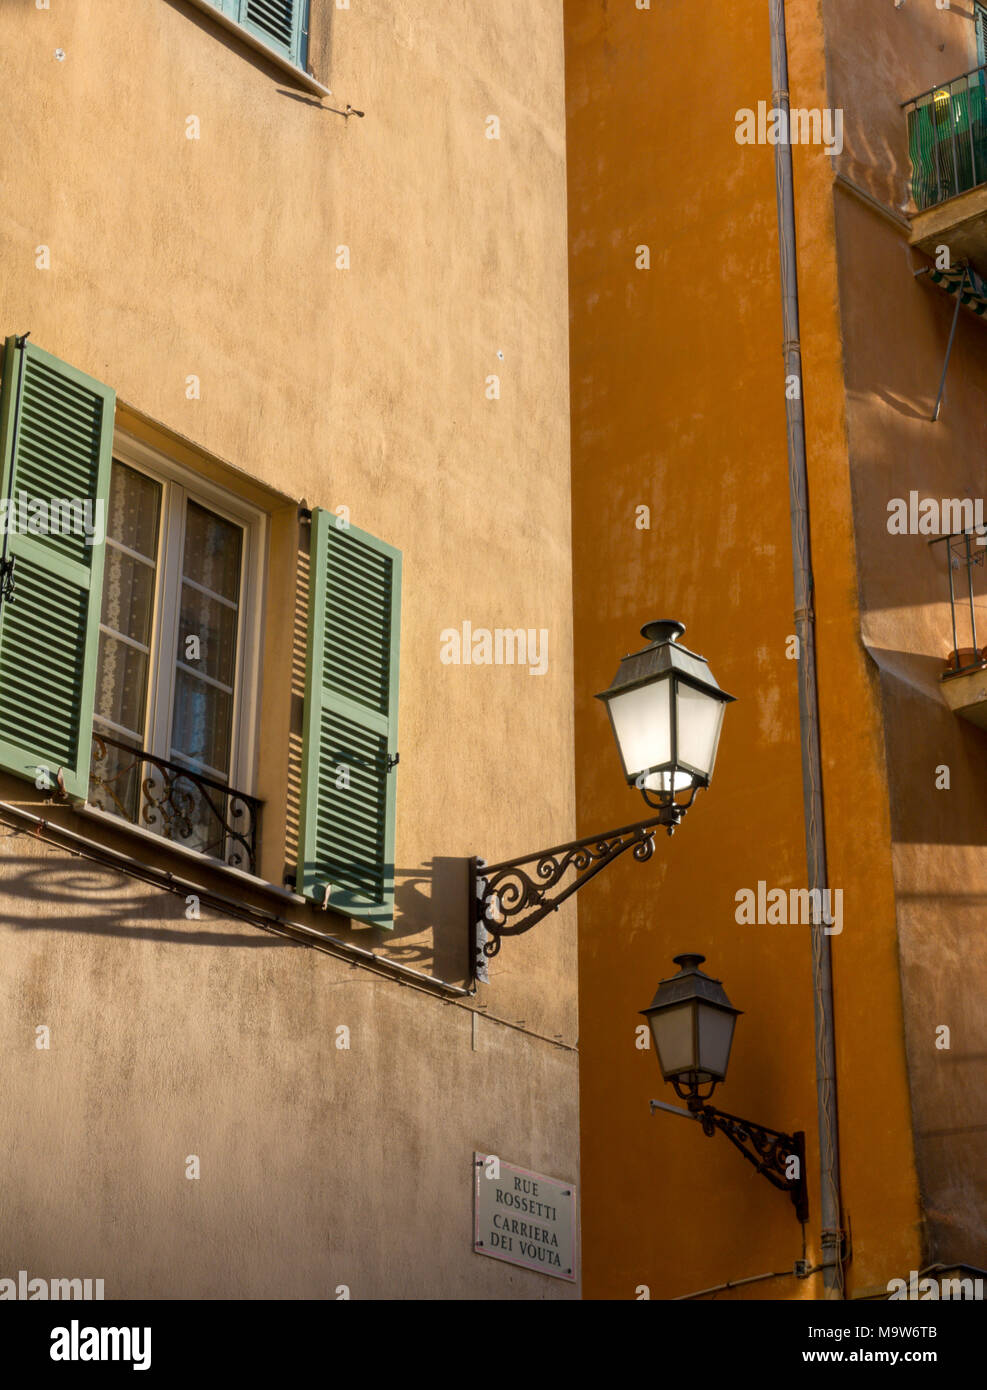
[298,511,401,928]
[0,338,113,800]
[978,5,987,67]
[239,0,308,67]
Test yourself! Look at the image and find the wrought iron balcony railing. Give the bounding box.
[905,65,987,211]
[88,732,261,875]
[930,527,987,678]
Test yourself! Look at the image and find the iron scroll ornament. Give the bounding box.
[469,805,690,964]
[89,733,261,875]
[651,1100,809,1223]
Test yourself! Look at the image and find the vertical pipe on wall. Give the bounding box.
[768,0,844,1298]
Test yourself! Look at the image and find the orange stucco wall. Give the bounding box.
[566,0,922,1299]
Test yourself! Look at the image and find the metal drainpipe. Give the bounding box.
[768,0,844,1298]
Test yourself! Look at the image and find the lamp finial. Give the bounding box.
[640,619,686,645]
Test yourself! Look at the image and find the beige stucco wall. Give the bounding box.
[0,0,578,1297]
[0,837,577,1299]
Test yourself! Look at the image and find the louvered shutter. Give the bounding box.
[239,0,308,67]
[0,339,113,800]
[978,5,987,67]
[298,511,401,928]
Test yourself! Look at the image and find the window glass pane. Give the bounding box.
[89,731,144,825]
[93,461,162,740]
[95,634,151,735]
[177,587,239,687]
[101,547,156,646]
[105,461,161,560]
[183,501,242,602]
[171,668,233,775]
[170,500,243,781]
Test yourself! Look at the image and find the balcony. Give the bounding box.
[88,732,261,875]
[905,66,987,272]
[931,528,987,728]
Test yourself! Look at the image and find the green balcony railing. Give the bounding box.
[905,65,987,211]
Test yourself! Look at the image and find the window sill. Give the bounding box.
[77,802,309,909]
[185,0,331,97]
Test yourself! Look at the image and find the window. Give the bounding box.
[0,337,402,925]
[199,0,310,71]
[90,451,262,867]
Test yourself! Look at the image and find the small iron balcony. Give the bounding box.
[88,732,261,875]
[905,65,987,210]
[905,66,987,272]
[931,528,987,729]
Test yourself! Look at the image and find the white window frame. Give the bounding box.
[96,431,268,807]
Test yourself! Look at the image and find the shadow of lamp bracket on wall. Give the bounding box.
[468,621,735,983]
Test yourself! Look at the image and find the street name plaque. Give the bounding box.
[473,1153,578,1282]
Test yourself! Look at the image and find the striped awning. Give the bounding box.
[923,262,987,317]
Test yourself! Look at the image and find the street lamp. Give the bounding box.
[642,953,741,1102]
[470,622,733,978]
[644,955,809,1223]
[597,620,734,827]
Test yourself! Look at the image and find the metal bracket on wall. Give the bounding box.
[469,857,490,985]
[468,813,669,982]
[650,1098,809,1223]
[915,262,970,422]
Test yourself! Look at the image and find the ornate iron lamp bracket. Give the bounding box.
[663,1101,809,1223]
[469,806,681,980]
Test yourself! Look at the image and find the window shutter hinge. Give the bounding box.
[298,507,313,524]
[0,555,16,605]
